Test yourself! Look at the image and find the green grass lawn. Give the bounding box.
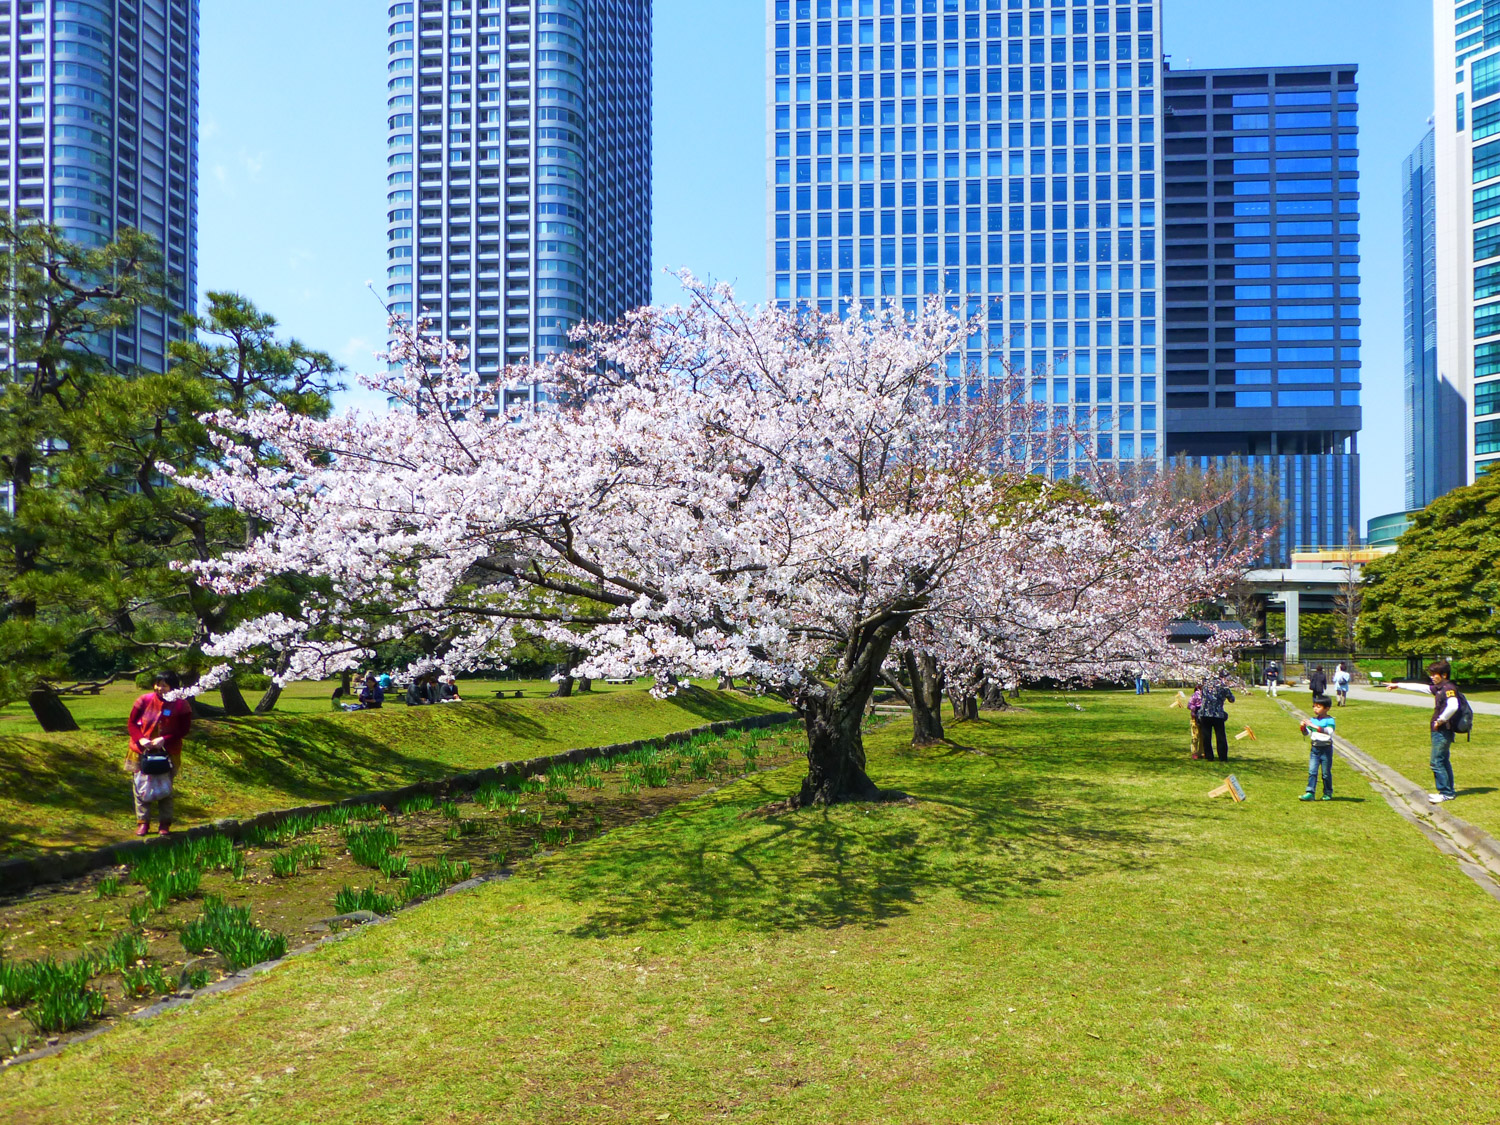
[0,685,787,860]
[0,677,618,735]
[6,690,1498,1123]
[1306,695,1500,843]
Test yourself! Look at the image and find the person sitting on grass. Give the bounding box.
[1298,695,1336,802]
[439,674,462,703]
[126,671,193,837]
[357,673,385,710]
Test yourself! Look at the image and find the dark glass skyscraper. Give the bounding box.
[1403,127,1467,509]
[0,0,199,374]
[1161,65,1361,563]
[384,0,651,399]
[767,0,1166,474]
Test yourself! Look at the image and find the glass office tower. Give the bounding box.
[1434,1,1500,481]
[0,0,199,375]
[767,0,1164,474]
[385,0,651,400]
[1403,126,1467,508]
[1161,65,1361,563]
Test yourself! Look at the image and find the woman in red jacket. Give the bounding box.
[127,672,194,836]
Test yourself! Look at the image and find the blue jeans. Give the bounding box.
[1307,745,1333,795]
[1135,677,1149,695]
[1431,729,1456,797]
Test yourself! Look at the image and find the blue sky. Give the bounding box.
[200,0,1433,527]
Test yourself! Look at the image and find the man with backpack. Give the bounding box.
[1388,659,1474,804]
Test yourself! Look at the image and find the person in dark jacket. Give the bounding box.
[357,674,384,710]
[1309,665,1328,698]
[1197,678,1237,763]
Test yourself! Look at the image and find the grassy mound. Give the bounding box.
[7,691,1499,1122]
[0,685,787,859]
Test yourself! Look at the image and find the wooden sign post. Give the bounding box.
[1208,775,1247,803]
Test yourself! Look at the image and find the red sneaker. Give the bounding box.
[134,821,150,837]
[157,822,172,836]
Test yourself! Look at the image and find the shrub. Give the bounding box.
[344,825,401,869]
[94,931,148,975]
[334,886,397,916]
[121,964,176,999]
[402,859,472,902]
[26,985,107,1033]
[179,897,287,971]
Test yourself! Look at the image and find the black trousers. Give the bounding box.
[1199,717,1229,761]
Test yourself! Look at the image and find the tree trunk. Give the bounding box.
[578,676,593,693]
[217,676,253,717]
[794,613,912,806]
[28,687,79,733]
[550,673,574,698]
[253,682,284,714]
[902,650,946,745]
[717,674,736,691]
[980,680,1010,712]
[949,689,979,722]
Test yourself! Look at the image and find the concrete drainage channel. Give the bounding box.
[1274,698,1500,903]
[0,711,800,1069]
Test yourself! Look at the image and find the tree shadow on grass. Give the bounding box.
[563,762,1197,939]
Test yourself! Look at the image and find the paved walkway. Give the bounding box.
[1346,686,1500,714]
[1260,683,1500,716]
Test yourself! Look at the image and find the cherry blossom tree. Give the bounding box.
[177,278,1253,806]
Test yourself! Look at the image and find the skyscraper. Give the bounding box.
[1160,64,1361,563]
[1433,0,1500,483]
[766,0,1165,475]
[0,0,199,375]
[1403,127,1468,508]
[384,0,651,402]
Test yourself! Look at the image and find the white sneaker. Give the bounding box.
[1429,793,1454,804]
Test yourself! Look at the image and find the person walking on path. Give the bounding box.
[126,672,193,836]
[1264,659,1281,698]
[1332,662,1352,707]
[1197,677,1236,763]
[1309,664,1328,699]
[1298,696,1337,801]
[1388,660,1465,804]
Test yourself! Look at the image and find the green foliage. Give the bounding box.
[269,844,322,878]
[179,896,286,971]
[0,221,342,725]
[343,825,401,870]
[1359,470,1500,676]
[334,886,396,916]
[402,859,471,902]
[93,931,147,975]
[121,964,176,999]
[93,876,121,900]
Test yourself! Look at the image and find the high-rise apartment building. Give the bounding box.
[0,0,199,374]
[384,0,651,400]
[1160,65,1361,563]
[1433,0,1500,482]
[1403,126,1468,508]
[767,0,1165,475]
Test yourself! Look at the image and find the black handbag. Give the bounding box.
[138,751,173,776]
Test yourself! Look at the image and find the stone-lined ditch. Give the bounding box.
[0,720,806,1062]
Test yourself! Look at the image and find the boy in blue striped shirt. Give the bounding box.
[1299,696,1336,802]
